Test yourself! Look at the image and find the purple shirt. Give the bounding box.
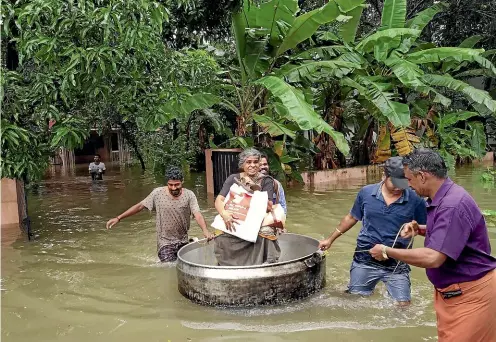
[425,178,496,288]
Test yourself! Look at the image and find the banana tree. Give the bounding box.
[278,0,496,164]
[222,0,367,166]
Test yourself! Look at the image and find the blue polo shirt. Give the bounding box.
[350,182,427,272]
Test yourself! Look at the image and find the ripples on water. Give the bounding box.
[1,164,494,341]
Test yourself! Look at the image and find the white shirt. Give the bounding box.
[89,162,106,172]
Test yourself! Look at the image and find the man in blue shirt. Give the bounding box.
[260,154,287,215]
[319,157,427,305]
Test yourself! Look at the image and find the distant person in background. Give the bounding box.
[89,154,106,180]
[259,153,287,215]
[106,166,214,262]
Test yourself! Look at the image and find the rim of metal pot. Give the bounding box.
[177,233,322,270]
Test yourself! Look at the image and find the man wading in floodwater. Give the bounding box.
[319,157,427,305]
[370,149,496,341]
[89,154,106,180]
[106,166,214,262]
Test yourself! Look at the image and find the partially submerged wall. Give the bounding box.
[301,165,382,186]
[1,178,20,227]
[301,152,494,185]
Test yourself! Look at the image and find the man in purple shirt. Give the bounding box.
[370,148,496,342]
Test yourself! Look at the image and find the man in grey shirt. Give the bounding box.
[89,154,106,180]
[106,166,214,262]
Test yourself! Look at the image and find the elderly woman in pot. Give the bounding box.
[214,148,281,266]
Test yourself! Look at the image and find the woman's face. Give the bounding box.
[242,156,260,176]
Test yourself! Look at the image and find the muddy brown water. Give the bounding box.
[2,164,495,342]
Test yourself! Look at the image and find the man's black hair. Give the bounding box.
[95,154,101,158]
[165,166,184,182]
[403,148,448,179]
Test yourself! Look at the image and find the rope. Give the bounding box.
[328,223,413,274]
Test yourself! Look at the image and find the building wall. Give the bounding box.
[74,131,128,164]
[1,178,20,227]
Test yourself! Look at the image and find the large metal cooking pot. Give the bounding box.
[176,233,326,306]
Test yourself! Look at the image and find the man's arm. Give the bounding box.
[414,200,428,236]
[319,213,358,250]
[278,186,287,214]
[373,206,471,268]
[370,245,447,268]
[193,211,214,239]
[188,192,214,239]
[106,202,145,229]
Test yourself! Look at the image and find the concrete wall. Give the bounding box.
[482,152,494,162]
[301,164,382,185]
[1,178,20,227]
[473,152,495,165]
[302,152,494,185]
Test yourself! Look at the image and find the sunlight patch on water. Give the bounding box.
[181,320,435,333]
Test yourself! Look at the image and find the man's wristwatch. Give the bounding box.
[381,245,389,260]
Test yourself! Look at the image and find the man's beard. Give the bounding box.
[170,188,181,197]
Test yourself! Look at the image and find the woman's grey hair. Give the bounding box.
[238,148,262,168]
[403,148,448,179]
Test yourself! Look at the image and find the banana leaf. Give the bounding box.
[339,5,365,43]
[468,122,486,158]
[256,76,350,155]
[253,114,296,138]
[276,0,364,56]
[436,111,480,129]
[458,35,483,48]
[374,124,392,163]
[406,2,448,31]
[391,126,421,155]
[380,0,406,29]
[291,45,347,60]
[422,74,496,114]
[407,47,496,75]
[256,0,298,46]
[355,28,421,55]
[276,60,360,82]
[342,76,411,127]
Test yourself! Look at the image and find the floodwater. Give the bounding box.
[2,164,495,342]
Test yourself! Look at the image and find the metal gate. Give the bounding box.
[205,149,242,195]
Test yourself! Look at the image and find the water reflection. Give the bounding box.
[1,163,494,342]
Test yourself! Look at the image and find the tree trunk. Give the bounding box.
[119,122,146,170]
[236,114,247,137]
[314,104,344,169]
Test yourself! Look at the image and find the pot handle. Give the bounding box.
[304,250,325,268]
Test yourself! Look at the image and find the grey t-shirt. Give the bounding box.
[141,187,201,250]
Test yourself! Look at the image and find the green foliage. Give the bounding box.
[482,209,496,227]
[289,0,496,168]
[1,0,233,179]
[2,0,495,184]
[480,169,496,185]
[433,111,487,169]
[226,0,365,161]
[1,0,170,180]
